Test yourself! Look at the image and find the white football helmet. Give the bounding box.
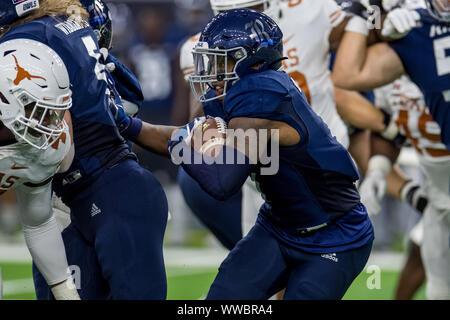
[210,0,281,21]
[0,39,72,149]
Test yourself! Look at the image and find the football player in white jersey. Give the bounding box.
[361,75,450,299]
[0,39,78,300]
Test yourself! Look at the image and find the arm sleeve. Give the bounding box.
[175,143,254,200]
[15,183,71,285]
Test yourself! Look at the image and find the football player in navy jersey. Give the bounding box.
[332,0,450,149]
[118,9,374,299]
[0,0,169,299]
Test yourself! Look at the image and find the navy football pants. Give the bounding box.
[207,222,372,300]
[178,167,242,250]
[33,159,168,299]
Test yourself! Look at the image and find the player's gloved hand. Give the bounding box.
[379,109,407,146]
[168,117,206,154]
[400,180,429,214]
[359,155,392,216]
[52,194,70,215]
[105,53,143,117]
[381,8,421,39]
[110,101,130,132]
[340,0,372,18]
[109,101,143,140]
[366,0,403,12]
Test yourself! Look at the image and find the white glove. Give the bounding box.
[381,8,421,39]
[359,155,392,216]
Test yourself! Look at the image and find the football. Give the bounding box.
[191,117,227,157]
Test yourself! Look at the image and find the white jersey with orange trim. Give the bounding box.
[374,75,450,192]
[0,125,71,195]
[278,0,348,147]
[180,33,201,82]
[376,76,450,300]
[179,0,349,147]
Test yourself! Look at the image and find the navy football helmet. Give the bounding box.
[0,0,40,32]
[80,0,113,49]
[189,8,283,102]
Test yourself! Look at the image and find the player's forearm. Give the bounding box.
[16,184,79,298]
[180,145,253,201]
[134,122,179,157]
[334,87,385,132]
[386,165,408,199]
[332,29,369,90]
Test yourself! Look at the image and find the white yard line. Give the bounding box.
[0,243,32,262]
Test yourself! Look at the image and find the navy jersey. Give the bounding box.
[221,70,373,253]
[389,9,450,149]
[0,16,131,201]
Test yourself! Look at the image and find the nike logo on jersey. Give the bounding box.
[283,34,294,45]
[12,55,46,86]
[11,163,29,170]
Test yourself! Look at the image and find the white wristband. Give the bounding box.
[50,277,80,300]
[367,155,392,176]
[381,117,399,140]
[345,16,369,36]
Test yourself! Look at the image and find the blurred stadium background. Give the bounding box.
[0,0,427,300]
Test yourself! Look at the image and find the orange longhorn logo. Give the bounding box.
[50,132,67,150]
[12,55,47,86]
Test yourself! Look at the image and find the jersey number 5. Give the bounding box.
[82,35,107,83]
[0,173,19,195]
[433,35,450,102]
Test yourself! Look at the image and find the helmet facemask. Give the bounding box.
[8,88,71,150]
[189,42,247,102]
[426,0,450,22]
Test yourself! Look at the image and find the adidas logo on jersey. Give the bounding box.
[91,203,101,217]
[321,253,338,263]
